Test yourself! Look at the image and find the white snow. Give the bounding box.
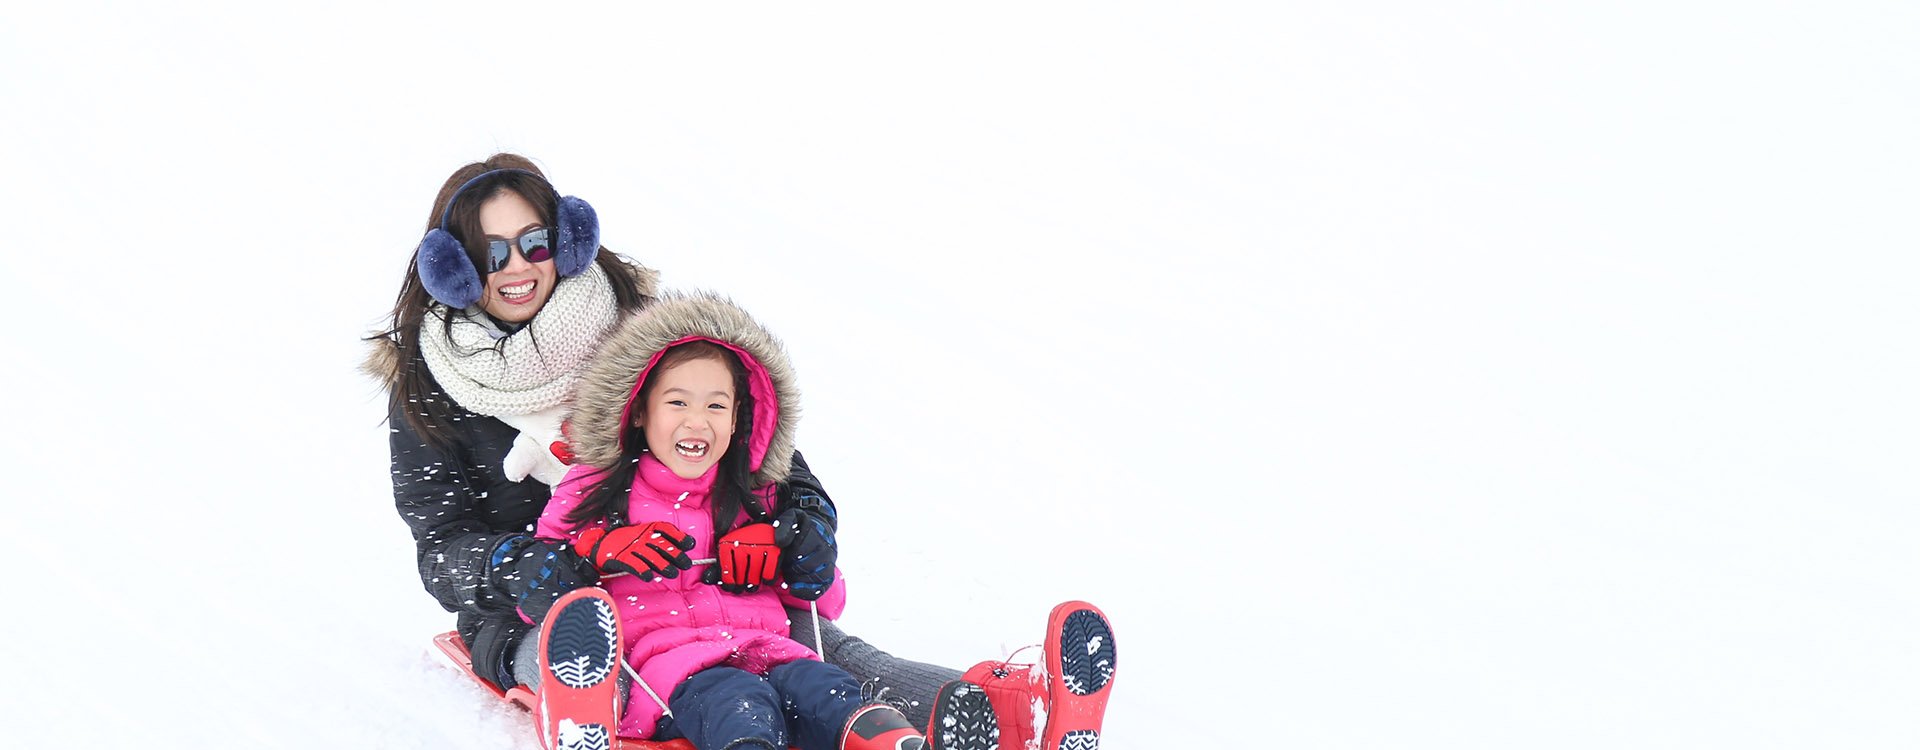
[4,3,1917,748]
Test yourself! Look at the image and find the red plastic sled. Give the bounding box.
[431,631,698,750]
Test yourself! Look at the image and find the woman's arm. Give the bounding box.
[784,450,836,528]
[775,450,844,609]
[388,403,527,617]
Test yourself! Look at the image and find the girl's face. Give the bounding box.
[475,190,558,323]
[639,356,738,479]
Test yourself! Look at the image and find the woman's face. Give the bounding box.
[475,190,558,323]
[639,356,738,479]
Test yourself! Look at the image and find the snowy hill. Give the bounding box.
[3,3,1916,748]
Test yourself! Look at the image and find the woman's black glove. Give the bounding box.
[773,500,837,601]
[490,535,597,622]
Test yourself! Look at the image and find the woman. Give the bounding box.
[364,154,1115,750]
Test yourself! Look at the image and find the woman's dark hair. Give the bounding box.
[566,341,766,536]
[367,153,654,451]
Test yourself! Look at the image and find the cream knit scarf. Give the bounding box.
[417,262,618,419]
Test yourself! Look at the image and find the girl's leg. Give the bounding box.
[766,660,879,750]
[771,660,997,750]
[660,667,786,750]
[788,610,962,727]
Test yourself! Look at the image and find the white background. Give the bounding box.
[3,2,1915,748]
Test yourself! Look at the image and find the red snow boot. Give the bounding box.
[961,600,1117,750]
[535,587,624,750]
[1040,601,1115,750]
[924,680,999,750]
[960,655,1042,750]
[841,703,927,750]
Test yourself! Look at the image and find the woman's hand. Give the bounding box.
[490,536,597,622]
[774,507,837,601]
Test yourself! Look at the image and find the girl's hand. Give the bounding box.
[574,522,696,581]
[710,523,781,593]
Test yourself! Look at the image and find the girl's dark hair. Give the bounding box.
[367,153,654,451]
[566,342,766,536]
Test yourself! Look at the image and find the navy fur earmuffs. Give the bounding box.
[416,168,600,309]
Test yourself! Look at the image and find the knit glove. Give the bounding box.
[703,523,781,593]
[574,522,696,581]
[499,408,573,486]
[773,504,837,601]
[490,536,597,623]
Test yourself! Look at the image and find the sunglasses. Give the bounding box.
[482,227,554,273]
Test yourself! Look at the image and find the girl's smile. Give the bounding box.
[673,438,710,460]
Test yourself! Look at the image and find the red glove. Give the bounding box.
[713,523,780,593]
[574,522,696,581]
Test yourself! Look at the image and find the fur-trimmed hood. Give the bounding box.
[567,291,800,487]
[361,331,403,388]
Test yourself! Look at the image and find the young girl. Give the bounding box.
[535,292,999,750]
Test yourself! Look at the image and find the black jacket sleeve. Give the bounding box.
[387,404,524,617]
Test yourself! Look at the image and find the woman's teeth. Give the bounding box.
[500,281,535,299]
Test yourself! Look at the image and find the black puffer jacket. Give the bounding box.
[387,386,834,686]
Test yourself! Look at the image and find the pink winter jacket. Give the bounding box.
[537,455,848,739]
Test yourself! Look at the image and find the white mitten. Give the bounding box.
[498,407,573,486]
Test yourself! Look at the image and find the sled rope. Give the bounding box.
[811,600,823,660]
[621,659,674,719]
[601,561,824,702]
[599,558,719,579]
[604,562,824,660]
